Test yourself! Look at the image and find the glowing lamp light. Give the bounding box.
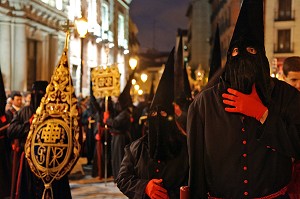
[134,84,140,91]
[140,73,148,83]
[129,57,138,70]
[76,17,88,38]
[131,79,136,85]
[138,89,143,95]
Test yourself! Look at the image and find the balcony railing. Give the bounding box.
[274,10,295,21]
[274,42,294,53]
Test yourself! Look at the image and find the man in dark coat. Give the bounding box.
[0,68,11,199]
[116,48,189,199]
[7,81,72,199]
[106,71,135,181]
[187,0,300,198]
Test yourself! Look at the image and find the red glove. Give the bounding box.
[103,111,110,124]
[222,84,268,121]
[29,115,35,124]
[145,179,169,199]
[95,133,100,141]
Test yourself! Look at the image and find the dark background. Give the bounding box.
[130,0,189,52]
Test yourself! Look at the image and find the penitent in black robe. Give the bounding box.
[0,114,11,198]
[116,134,189,199]
[187,78,300,198]
[7,106,72,199]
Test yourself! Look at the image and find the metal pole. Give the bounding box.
[104,95,108,186]
[80,37,84,93]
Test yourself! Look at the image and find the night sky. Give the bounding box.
[129,0,190,52]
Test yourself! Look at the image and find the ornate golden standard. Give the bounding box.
[91,65,120,99]
[25,31,81,199]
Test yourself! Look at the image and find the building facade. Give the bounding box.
[0,0,134,96]
[209,0,300,78]
[186,0,211,72]
[265,0,300,78]
[0,0,68,91]
[68,0,133,96]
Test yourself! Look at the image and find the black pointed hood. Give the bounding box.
[147,77,155,104]
[223,0,272,105]
[150,47,175,115]
[30,81,48,111]
[229,0,264,52]
[118,70,134,110]
[174,33,192,110]
[175,31,184,97]
[0,67,6,116]
[209,25,221,81]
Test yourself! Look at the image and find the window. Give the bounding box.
[27,39,38,89]
[72,65,78,89]
[118,14,125,47]
[56,0,63,10]
[277,0,292,20]
[102,4,109,39]
[277,29,291,53]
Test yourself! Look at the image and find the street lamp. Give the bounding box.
[140,73,148,83]
[129,57,138,70]
[75,16,88,93]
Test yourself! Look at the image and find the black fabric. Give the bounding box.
[209,26,221,81]
[116,134,189,199]
[7,106,72,199]
[229,0,264,52]
[222,0,272,105]
[106,108,132,181]
[118,70,135,110]
[223,46,272,105]
[30,81,48,111]
[150,48,175,115]
[0,113,11,198]
[0,67,6,116]
[148,106,181,161]
[187,78,300,198]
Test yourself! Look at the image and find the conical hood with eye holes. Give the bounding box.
[229,0,265,52]
[150,48,175,115]
[223,0,272,105]
[118,70,135,110]
[148,48,181,161]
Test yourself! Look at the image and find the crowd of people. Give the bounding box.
[1,0,300,199]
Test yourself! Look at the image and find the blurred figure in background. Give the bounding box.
[283,56,300,92]
[283,56,300,198]
[0,68,11,199]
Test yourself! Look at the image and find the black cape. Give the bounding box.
[187,78,300,198]
[116,134,189,199]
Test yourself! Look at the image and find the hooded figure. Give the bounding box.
[0,67,11,198]
[148,47,182,160]
[173,34,193,134]
[7,81,49,199]
[30,81,48,111]
[106,70,135,181]
[118,70,134,110]
[116,48,189,199]
[222,0,272,105]
[187,0,300,198]
[203,25,225,92]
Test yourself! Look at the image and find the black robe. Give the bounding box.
[0,114,11,198]
[107,108,132,181]
[7,106,72,199]
[116,134,189,199]
[187,78,300,198]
